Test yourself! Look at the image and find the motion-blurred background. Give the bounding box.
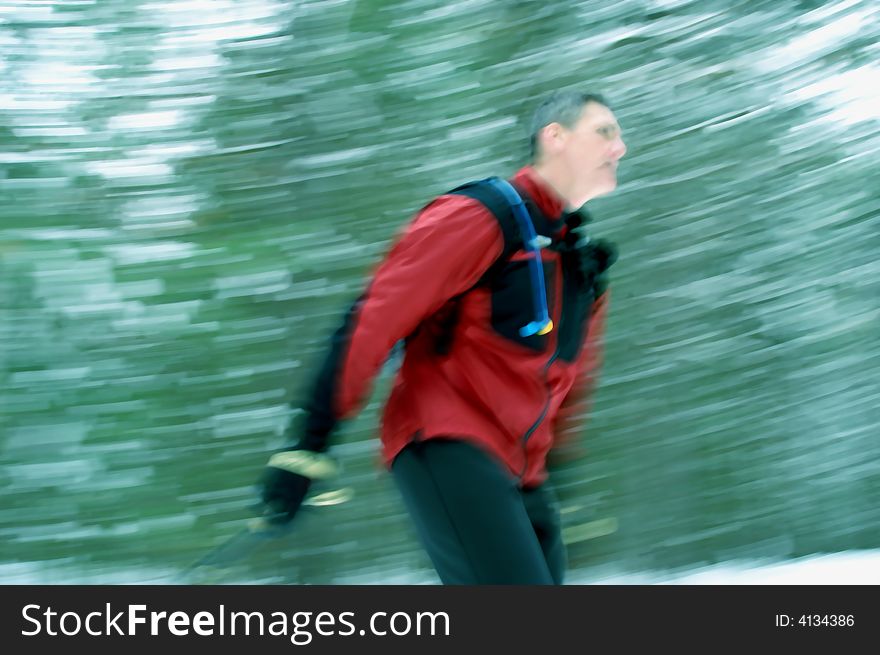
[1,0,878,584]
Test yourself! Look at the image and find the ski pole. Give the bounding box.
[177,487,354,582]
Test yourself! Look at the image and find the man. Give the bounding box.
[260,90,627,584]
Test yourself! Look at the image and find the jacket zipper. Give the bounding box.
[517,349,559,482]
[517,256,567,482]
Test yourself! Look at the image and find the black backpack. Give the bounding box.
[427,176,617,355]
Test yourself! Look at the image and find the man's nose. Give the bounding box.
[610,136,627,160]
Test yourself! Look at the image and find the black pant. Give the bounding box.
[391,439,566,584]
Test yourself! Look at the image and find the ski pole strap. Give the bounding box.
[485,177,553,337]
[267,450,339,480]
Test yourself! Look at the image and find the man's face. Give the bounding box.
[553,102,627,206]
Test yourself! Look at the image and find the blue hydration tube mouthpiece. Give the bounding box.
[486,178,553,338]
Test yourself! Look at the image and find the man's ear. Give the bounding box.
[539,122,564,155]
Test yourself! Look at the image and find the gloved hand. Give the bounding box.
[259,448,339,525]
[579,238,618,296]
[556,214,618,297]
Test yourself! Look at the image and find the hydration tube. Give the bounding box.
[486,177,553,337]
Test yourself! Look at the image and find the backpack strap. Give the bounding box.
[482,177,552,337]
[428,177,552,354]
[449,177,523,286]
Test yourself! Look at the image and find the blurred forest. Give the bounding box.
[1,0,878,583]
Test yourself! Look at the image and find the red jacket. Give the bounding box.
[296,166,609,487]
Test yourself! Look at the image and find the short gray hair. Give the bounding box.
[529,91,609,160]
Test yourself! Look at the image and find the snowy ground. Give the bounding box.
[1,550,878,584]
[571,550,880,585]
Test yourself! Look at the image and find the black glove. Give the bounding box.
[580,238,618,296]
[259,448,338,525]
